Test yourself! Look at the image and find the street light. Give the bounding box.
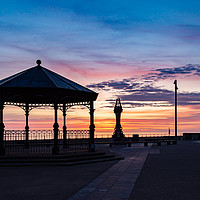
[174,80,178,144]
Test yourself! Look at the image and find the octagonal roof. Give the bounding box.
[0,60,98,104]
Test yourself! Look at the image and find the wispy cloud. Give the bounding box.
[1,0,200,80]
[87,64,200,107]
[155,64,200,78]
[139,64,200,81]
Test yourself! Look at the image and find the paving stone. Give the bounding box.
[68,143,152,200]
[129,141,200,200]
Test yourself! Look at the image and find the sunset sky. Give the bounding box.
[1,0,200,136]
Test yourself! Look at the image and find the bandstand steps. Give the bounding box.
[0,151,106,160]
[0,151,123,166]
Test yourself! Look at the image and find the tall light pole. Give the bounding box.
[174,80,178,144]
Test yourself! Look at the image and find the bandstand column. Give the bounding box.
[52,103,59,155]
[0,102,5,155]
[89,101,95,151]
[63,104,67,146]
[25,103,29,148]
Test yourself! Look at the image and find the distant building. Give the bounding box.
[183,133,200,140]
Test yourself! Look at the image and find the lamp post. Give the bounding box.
[174,80,178,144]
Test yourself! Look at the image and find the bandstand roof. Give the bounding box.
[0,60,98,104]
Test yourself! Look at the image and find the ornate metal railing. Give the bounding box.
[3,130,90,155]
[94,133,181,138]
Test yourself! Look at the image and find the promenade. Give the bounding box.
[1,141,200,200]
[130,141,200,200]
[70,141,200,200]
[69,143,152,200]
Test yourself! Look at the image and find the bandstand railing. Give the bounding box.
[3,130,90,156]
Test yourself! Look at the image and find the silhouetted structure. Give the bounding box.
[183,133,200,140]
[168,128,171,140]
[112,98,124,139]
[174,80,178,143]
[0,60,98,155]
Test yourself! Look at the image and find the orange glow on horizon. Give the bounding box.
[3,103,200,137]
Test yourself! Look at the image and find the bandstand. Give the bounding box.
[0,60,98,155]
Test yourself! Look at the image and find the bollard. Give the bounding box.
[128,143,131,147]
[144,141,148,147]
[157,141,161,146]
[109,143,112,147]
[173,141,177,145]
[167,141,170,145]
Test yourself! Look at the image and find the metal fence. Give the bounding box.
[3,130,90,156]
[95,133,183,138]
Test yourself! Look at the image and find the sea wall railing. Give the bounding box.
[4,129,90,140]
[94,133,182,138]
[2,130,182,156]
[3,130,90,156]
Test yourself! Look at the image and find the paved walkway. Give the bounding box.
[3,141,199,200]
[129,141,200,200]
[0,158,118,200]
[69,143,152,200]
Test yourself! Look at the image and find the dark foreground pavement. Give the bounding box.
[2,142,200,200]
[0,160,118,200]
[129,141,200,200]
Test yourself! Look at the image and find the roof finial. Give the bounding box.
[36,60,41,67]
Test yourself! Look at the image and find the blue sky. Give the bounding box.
[1,0,200,81]
[1,0,200,134]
